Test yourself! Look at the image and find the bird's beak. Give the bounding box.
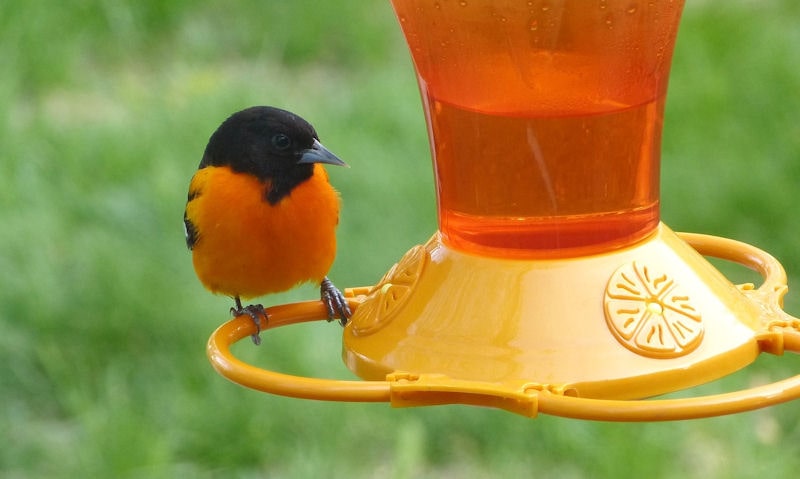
[298,139,348,167]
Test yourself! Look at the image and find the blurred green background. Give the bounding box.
[1,0,799,477]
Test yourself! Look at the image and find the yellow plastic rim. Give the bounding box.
[206,232,800,420]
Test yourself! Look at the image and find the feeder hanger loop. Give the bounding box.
[206,232,800,421]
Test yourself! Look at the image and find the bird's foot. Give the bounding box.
[231,299,268,345]
[320,277,351,326]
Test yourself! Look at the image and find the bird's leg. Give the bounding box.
[320,277,351,326]
[230,296,268,345]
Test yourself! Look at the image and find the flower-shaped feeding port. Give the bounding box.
[350,245,427,336]
[605,262,704,359]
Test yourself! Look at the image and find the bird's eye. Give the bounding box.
[271,133,292,150]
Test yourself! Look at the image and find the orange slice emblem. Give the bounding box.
[604,262,703,359]
[350,245,427,336]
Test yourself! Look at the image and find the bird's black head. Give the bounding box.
[200,106,346,204]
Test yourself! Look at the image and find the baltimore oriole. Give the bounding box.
[184,106,351,344]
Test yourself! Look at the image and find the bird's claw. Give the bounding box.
[231,301,268,345]
[320,277,351,326]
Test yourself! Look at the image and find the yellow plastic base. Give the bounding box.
[207,223,800,419]
[343,223,781,399]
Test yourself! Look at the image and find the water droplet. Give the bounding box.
[627,4,638,14]
[459,0,468,6]
[529,19,539,31]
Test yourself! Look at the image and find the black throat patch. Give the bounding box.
[264,163,314,205]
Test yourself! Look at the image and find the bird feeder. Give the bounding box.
[207,0,800,420]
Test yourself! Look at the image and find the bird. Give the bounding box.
[183,106,351,344]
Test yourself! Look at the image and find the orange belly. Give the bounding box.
[186,164,340,299]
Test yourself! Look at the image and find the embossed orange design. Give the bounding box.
[605,262,703,358]
[350,245,427,336]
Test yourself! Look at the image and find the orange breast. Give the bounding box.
[185,164,340,299]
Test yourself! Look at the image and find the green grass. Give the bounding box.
[1,0,799,477]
